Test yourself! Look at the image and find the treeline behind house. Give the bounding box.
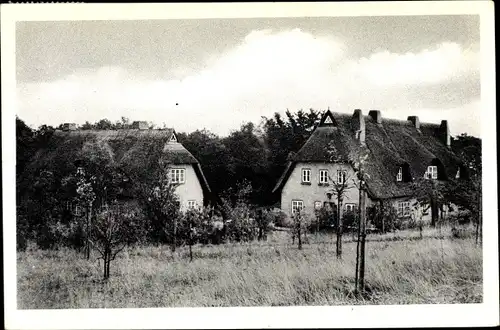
[15,110,482,249]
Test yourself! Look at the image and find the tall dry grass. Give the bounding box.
[17,227,482,309]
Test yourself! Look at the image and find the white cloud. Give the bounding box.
[350,42,479,87]
[17,29,481,137]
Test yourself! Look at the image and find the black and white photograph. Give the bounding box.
[2,2,498,329]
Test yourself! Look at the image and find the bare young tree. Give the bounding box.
[326,141,355,259]
[180,206,211,261]
[350,149,370,296]
[75,168,96,260]
[90,202,138,279]
[291,208,311,250]
[326,167,355,259]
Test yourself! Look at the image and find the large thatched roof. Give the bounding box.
[273,110,464,200]
[27,128,211,193]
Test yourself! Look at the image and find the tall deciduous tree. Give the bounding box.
[223,122,271,205]
[178,129,230,198]
[262,109,320,202]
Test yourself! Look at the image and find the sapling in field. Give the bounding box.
[325,141,356,259]
[179,206,211,261]
[291,209,311,250]
[91,202,139,279]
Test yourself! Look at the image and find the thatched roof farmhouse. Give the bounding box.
[27,121,211,210]
[273,109,469,221]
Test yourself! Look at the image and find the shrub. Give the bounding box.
[270,209,288,228]
[312,206,336,232]
[368,204,400,233]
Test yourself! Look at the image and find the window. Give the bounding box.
[314,201,322,210]
[337,170,347,184]
[170,168,185,183]
[319,170,329,184]
[74,205,82,217]
[301,168,311,183]
[187,200,196,209]
[345,203,357,213]
[170,133,177,142]
[396,167,403,182]
[425,166,438,179]
[291,200,304,215]
[76,167,85,175]
[398,201,411,217]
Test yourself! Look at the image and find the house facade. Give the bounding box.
[27,121,211,212]
[273,109,468,225]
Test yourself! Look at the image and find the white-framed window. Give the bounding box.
[396,167,403,182]
[455,167,460,179]
[345,203,357,213]
[291,200,304,215]
[314,201,322,210]
[398,201,411,217]
[301,168,311,183]
[170,168,185,183]
[319,170,329,184]
[425,166,438,179]
[337,170,347,184]
[74,205,82,217]
[187,200,196,209]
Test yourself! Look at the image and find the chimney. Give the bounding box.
[407,116,420,130]
[132,121,149,130]
[368,110,382,124]
[439,120,451,147]
[62,123,77,131]
[351,109,365,144]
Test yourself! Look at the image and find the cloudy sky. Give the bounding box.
[16,15,480,136]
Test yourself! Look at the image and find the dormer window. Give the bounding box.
[396,167,403,182]
[456,164,470,180]
[396,163,413,183]
[425,165,438,180]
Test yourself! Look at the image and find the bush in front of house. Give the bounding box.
[368,204,400,233]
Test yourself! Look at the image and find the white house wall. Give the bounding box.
[171,164,204,212]
[281,162,373,219]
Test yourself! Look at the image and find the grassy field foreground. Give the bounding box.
[17,228,482,308]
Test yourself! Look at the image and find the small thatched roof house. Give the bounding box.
[26,121,211,210]
[273,109,468,222]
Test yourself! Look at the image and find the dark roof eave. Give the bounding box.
[272,161,295,194]
[193,163,212,193]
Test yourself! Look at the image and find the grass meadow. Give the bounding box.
[17,225,482,309]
